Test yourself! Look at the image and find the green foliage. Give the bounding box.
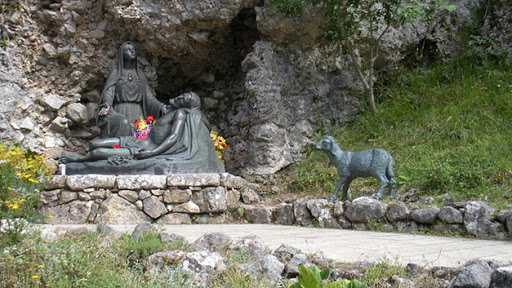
[270,0,303,17]
[360,261,406,287]
[0,232,195,287]
[213,267,262,288]
[283,50,512,208]
[0,141,53,249]
[225,249,252,264]
[117,230,165,259]
[289,265,368,288]
[0,39,8,49]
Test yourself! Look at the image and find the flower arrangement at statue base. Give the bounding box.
[133,115,155,140]
[210,131,227,162]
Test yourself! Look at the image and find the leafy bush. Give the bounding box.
[0,141,53,248]
[117,230,165,259]
[290,265,368,288]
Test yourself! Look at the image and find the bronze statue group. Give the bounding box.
[60,42,224,175]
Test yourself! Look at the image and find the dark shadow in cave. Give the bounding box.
[154,7,261,103]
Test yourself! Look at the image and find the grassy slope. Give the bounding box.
[282,56,512,209]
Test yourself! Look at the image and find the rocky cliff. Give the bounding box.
[0,0,509,175]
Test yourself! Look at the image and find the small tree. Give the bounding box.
[271,0,455,113]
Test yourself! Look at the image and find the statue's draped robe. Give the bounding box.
[67,108,225,175]
[97,41,164,138]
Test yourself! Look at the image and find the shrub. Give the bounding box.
[0,141,53,248]
[290,264,368,288]
[117,230,165,259]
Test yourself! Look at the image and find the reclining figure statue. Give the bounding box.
[315,136,395,202]
[59,92,224,175]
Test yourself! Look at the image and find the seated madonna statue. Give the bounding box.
[61,92,225,175]
[97,41,167,138]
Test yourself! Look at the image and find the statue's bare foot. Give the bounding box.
[58,155,83,164]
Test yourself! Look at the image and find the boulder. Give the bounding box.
[410,207,440,225]
[192,187,228,213]
[181,251,226,287]
[386,201,410,221]
[192,233,232,251]
[96,194,151,224]
[273,203,295,225]
[490,266,512,288]
[273,244,299,263]
[163,188,192,204]
[447,259,493,288]
[142,196,168,219]
[294,198,313,226]
[286,254,311,276]
[243,205,273,224]
[439,206,464,224]
[40,201,93,224]
[241,187,260,204]
[142,251,186,273]
[464,201,502,238]
[131,222,156,241]
[307,199,340,229]
[345,197,387,223]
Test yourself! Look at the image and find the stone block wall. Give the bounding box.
[242,197,512,240]
[40,173,246,225]
[40,174,512,240]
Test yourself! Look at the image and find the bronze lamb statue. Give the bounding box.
[315,136,396,202]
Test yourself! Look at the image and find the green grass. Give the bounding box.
[0,231,197,288]
[283,55,512,208]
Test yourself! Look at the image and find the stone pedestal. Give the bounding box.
[40,173,245,224]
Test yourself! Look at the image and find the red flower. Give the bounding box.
[113,144,121,149]
[134,123,139,128]
[147,116,155,122]
[134,119,138,123]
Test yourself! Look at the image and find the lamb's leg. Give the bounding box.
[387,176,396,198]
[386,159,396,198]
[373,175,388,200]
[341,178,353,201]
[329,177,345,203]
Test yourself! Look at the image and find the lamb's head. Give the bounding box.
[315,136,334,151]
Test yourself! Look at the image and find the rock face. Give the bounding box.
[1,0,506,175]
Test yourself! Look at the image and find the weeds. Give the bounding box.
[281,52,512,208]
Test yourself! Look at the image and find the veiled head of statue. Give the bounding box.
[122,43,136,61]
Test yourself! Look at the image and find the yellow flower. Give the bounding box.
[47,214,53,218]
[216,137,227,150]
[8,201,19,210]
[31,275,39,279]
[37,265,45,268]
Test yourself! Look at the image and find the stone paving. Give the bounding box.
[35,223,512,268]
